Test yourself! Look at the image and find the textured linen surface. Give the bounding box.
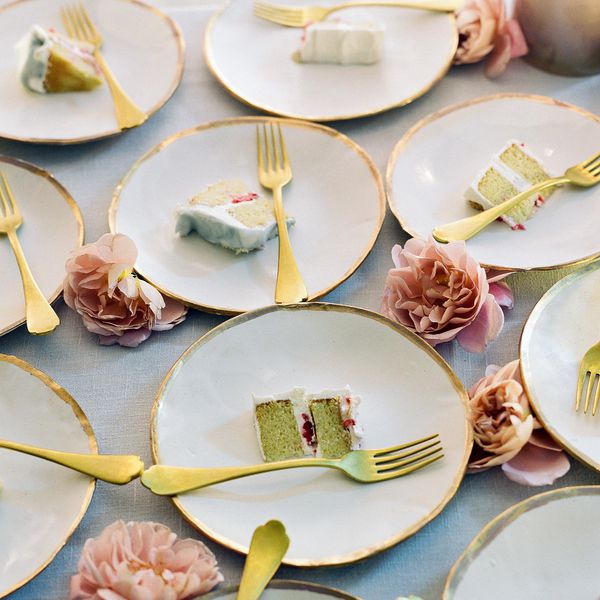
[1,2,600,599]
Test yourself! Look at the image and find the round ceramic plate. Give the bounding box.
[0,156,84,336]
[520,263,600,472]
[151,303,471,566]
[444,486,600,599]
[0,354,97,598]
[110,117,385,315]
[204,580,360,600]
[204,1,457,121]
[387,93,600,271]
[0,0,184,143]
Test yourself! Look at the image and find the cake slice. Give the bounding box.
[464,140,555,229]
[174,179,295,254]
[294,21,384,65]
[16,25,102,93]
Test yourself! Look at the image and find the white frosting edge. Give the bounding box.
[15,25,51,93]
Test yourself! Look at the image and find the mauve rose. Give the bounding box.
[454,0,528,78]
[380,238,512,353]
[70,520,223,600]
[64,233,187,348]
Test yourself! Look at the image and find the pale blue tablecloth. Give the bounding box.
[2,2,600,599]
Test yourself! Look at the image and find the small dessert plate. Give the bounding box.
[0,156,84,337]
[387,93,600,271]
[205,1,457,121]
[110,117,385,315]
[520,263,600,472]
[0,354,97,598]
[151,303,471,566]
[204,580,360,599]
[0,0,184,144]
[444,486,600,599]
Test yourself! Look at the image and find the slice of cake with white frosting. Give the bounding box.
[464,140,555,229]
[174,179,295,254]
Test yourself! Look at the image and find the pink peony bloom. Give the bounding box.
[380,238,512,353]
[467,361,570,485]
[70,520,223,600]
[454,0,528,78]
[64,233,187,347]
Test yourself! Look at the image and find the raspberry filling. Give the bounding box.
[301,413,316,447]
[231,192,258,204]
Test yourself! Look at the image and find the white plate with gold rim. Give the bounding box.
[520,263,600,472]
[151,303,471,566]
[204,580,361,600]
[0,354,97,598]
[0,0,184,144]
[205,1,457,122]
[387,93,600,271]
[0,156,84,337]
[444,486,600,599]
[110,117,385,315]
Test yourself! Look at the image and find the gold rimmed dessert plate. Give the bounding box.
[151,303,471,566]
[204,1,457,122]
[0,354,97,598]
[387,93,600,271]
[0,0,184,144]
[203,580,361,599]
[0,156,84,337]
[109,117,385,315]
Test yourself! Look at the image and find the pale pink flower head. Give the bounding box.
[380,238,512,353]
[70,520,224,600]
[64,233,187,347]
[454,0,528,77]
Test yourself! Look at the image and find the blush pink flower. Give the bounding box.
[454,0,528,77]
[380,238,513,353]
[70,520,223,600]
[64,233,187,347]
[468,360,570,485]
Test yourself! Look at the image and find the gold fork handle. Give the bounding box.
[324,0,462,16]
[0,439,144,484]
[432,176,570,243]
[141,458,340,496]
[94,51,147,130]
[272,185,308,304]
[6,230,60,335]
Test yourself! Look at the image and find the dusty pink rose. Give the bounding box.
[380,238,513,353]
[468,361,570,485]
[70,520,223,600]
[454,0,528,77]
[64,234,187,347]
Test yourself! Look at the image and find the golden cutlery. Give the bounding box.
[0,172,60,335]
[237,520,289,600]
[257,122,307,304]
[0,439,144,484]
[141,433,442,495]
[254,0,462,27]
[575,341,600,415]
[61,3,148,130]
[432,150,600,243]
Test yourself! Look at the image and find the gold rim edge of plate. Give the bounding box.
[519,261,600,472]
[0,354,98,599]
[385,92,600,272]
[149,302,473,567]
[108,116,386,315]
[0,155,85,337]
[203,579,363,599]
[203,1,458,123]
[0,0,185,145]
[442,485,600,598]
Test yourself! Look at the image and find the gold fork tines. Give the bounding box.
[576,341,600,415]
[0,172,60,335]
[61,2,148,130]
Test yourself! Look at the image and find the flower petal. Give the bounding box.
[501,443,570,486]
[456,294,504,353]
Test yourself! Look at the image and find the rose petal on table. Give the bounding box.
[501,442,570,486]
[457,293,504,353]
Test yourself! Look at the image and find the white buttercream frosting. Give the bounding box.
[15,25,51,93]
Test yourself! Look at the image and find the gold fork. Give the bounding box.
[0,439,144,484]
[254,0,462,27]
[257,122,307,304]
[575,341,600,415]
[61,3,148,130]
[433,150,600,243]
[141,433,443,495]
[0,172,60,335]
